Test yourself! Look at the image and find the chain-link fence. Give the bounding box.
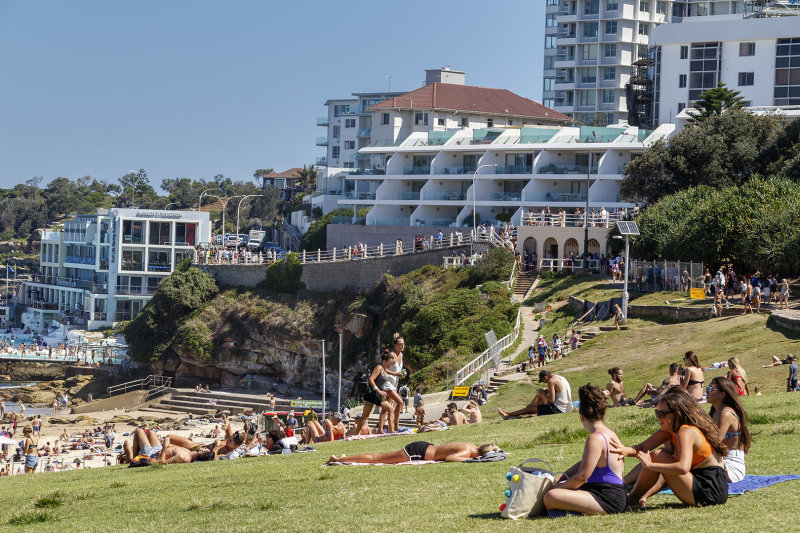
[627,260,705,293]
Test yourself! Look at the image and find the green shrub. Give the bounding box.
[264,252,304,293]
[462,247,514,287]
[176,320,215,361]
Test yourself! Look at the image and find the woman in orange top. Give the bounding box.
[611,387,728,508]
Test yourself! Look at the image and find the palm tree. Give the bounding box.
[294,165,317,194]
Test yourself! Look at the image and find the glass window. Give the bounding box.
[487,118,494,127]
[545,35,557,49]
[121,250,144,271]
[148,221,171,246]
[604,44,616,57]
[332,125,340,139]
[604,67,616,80]
[122,220,143,244]
[584,0,599,14]
[174,223,197,246]
[584,44,598,60]
[381,113,390,125]
[739,42,755,56]
[602,89,615,103]
[460,117,469,127]
[546,13,558,27]
[738,72,754,86]
[344,140,355,149]
[579,90,596,106]
[437,117,445,126]
[583,22,598,38]
[414,112,429,126]
[147,277,161,294]
[639,0,649,12]
[679,74,686,88]
[174,249,192,265]
[544,78,555,91]
[605,20,617,34]
[606,1,619,10]
[638,23,650,36]
[344,118,355,128]
[656,1,667,14]
[581,69,597,83]
[680,45,688,59]
[331,146,340,159]
[544,56,556,69]
[148,250,171,272]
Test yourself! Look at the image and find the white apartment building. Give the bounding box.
[650,9,800,125]
[20,208,211,333]
[543,0,751,126]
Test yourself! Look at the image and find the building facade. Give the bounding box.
[20,208,211,333]
[543,0,752,126]
[650,10,800,125]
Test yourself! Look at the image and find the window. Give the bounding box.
[579,90,596,106]
[738,72,754,86]
[121,220,143,244]
[147,250,170,272]
[508,119,513,125]
[583,44,598,60]
[584,0,599,14]
[414,111,428,126]
[602,89,615,103]
[606,1,619,10]
[680,45,688,59]
[344,140,355,150]
[581,69,597,83]
[546,13,558,27]
[604,43,616,57]
[605,20,617,34]
[547,0,558,5]
[544,56,556,69]
[638,23,650,36]
[121,250,144,272]
[774,37,800,105]
[656,1,667,14]
[174,223,196,246]
[544,77,555,91]
[437,117,445,126]
[604,66,616,80]
[739,42,755,56]
[689,42,721,100]
[147,277,161,294]
[639,0,649,12]
[344,118,355,128]
[381,113,390,125]
[148,221,171,245]
[678,102,686,112]
[331,146,340,159]
[743,100,752,107]
[460,117,468,127]
[583,22,598,38]
[333,104,350,117]
[332,125,340,139]
[545,35,557,49]
[679,74,686,88]
[487,118,494,127]
[343,162,354,168]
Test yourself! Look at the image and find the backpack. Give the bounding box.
[356,373,371,397]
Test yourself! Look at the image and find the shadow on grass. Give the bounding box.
[765,315,800,340]
[467,511,506,521]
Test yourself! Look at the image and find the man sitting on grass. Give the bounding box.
[497,370,573,419]
[299,411,346,443]
[605,367,635,407]
[633,363,681,406]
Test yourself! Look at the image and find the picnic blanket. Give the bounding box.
[325,460,440,467]
[463,450,507,463]
[660,474,800,496]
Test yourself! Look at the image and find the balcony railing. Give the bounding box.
[413,217,457,227]
[433,166,475,175]
[316,137,328,146]
[357,128,371,138]
[65,255,95,265]
[121,235,144,244]
[41,230,61,241]
[495,165,533,174]
[347,169,385,175]
[422,191,466,201]
[557,31,576,38]
[342,191,376,200]
[317,116,329,126]
[525,192,587,202]
[403,166,431,175]
[120,261,144,272]
[370,216,410,226]
[489,192,522,201]
[315,156,327,166]
[538,164,597,174]
[329,217,366,225]
[397,192,421,200]
[114,286,144,295]
[147,262,172,272]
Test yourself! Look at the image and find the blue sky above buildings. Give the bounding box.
[0,0,544,190]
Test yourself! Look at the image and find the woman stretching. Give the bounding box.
[544,384,627,516]
[327,441,498,464]
[611,387,728,508]
[680,351,705,401]
[707,377,751,482]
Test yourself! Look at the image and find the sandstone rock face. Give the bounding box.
[170,311,377,394]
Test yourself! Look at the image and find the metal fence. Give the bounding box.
[627,260,705,293]
[454,309,521,386]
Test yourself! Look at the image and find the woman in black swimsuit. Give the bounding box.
[681,351,705,401]
[327,441,498,464]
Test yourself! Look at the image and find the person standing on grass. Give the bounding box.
[743,281,753,314]
[528,344,536,369]
[612,304,623,330]
[537,334,548,367]
[544,384,627,517]
[752,283,762,313]
[386,334,409,432]
[788,356,798,392]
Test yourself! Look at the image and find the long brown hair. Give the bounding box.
[727,357,748,386]
[709,377,751,454]
[660,387,727,456]
[684,351,700,368]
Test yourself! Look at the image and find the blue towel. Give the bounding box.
[660,474,800,496]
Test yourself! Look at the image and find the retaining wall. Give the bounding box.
[568,295,708,321]
[71,389,149,414]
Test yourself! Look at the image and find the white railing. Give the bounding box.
[107,375,172,396]
[539,258,600,271]
[520,210,629,228]
[455,308,522,386]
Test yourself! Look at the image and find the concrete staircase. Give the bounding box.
[513,270,537,301]
[143,389,294,416]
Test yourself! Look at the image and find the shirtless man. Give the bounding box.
[632,362,681,406]
[605,367,635,406]
[159,436,215,464]
[447,403,467,425]
[347,414,372,436]
[301,412,346,443]
[497,370,572,419]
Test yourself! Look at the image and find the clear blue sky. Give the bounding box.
[0,1,544,191]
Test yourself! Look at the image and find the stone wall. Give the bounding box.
[199,244,474,291]
[568,294,709,321]
[71,389,149,414]
[326,224,467,249]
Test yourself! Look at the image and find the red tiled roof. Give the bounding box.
[367,83,570,122]
[264,168,303,178]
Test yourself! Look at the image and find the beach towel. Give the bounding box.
[660,474,800,496]
[325,460,441,467]
[464,450,508,463]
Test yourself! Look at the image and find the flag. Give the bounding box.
[4,265,12,274]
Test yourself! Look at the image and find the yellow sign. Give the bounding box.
[452,386,471,398]
[689,288,705,299]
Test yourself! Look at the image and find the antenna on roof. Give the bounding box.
[385,75,392,92]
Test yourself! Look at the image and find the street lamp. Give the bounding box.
[236,195,263,250]
[471,163,497,255]
[197,188,220,211]
[163,202,179,210]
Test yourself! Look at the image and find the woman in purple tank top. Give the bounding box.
[544,384,628,516]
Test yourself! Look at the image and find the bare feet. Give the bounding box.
[497,408,509,419]
[327,455,341,464]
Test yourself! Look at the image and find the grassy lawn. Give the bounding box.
[1,385,799,532]
[630,291,710,307]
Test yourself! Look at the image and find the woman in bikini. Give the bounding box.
[543,384,627,516]
[707,377,750,482]
[611,387,728,508]
[22,426,39,474]
[680,351,705,401]
[327,441,499,464]
[725,357,749,396]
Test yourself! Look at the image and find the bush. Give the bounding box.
[300,207,355,251]
[175,321,215,361]
[264,252,304,293]
[463,247,515,287]
[311,206,322,219]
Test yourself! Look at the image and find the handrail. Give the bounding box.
[107,375,172,396]
[455,308,522,386]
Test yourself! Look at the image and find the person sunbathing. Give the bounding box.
[300,412,346,443]
[327,441,499,464]
[497,370,572,419]
[763,354,793,368]
[605,367,635,407]
[633,363,682,406]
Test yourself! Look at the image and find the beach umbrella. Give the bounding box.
[0,435,17,445]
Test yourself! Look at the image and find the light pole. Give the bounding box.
[163,202,179,210]
[197,188,220,211]
[321,340,326,420]
[583,132,598,268]
[236,195,263,250]
[471,163,496,255]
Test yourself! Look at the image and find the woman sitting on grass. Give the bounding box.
[681,351,705,401]
[544,384,627,517]
[725,357,749,396]
[707,377,751,482]
[612,387,728,508]
[327,442,499,464]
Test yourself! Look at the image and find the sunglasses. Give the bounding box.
[706,385,718,393]
[654,409,673,419]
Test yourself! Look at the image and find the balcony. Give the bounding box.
[357,128,371,138]
[114,286,144,296]
[539,164,597,175]
[342,191,376,200]
[41,230,60,241]
[397,192,421,201]
[433,166,475,175]
[147,262,172,273]
[55,312,88,326]
[316,137,328,146]
[120,261,144,272]
[64,255,95,265]
[121,235,144,244]
[403,166,431,175]
[557,30,576,39]
[347,168,385,176]
[525,192,587,202]
[317,116,329,126]
[370,216,410,226]
[414,217,457,227]
[495,165,533,175]
[490,192,522,201]
[422,191,466,201]
[27,300,59,310]
[329,216,366,225]
[315,156,327,166]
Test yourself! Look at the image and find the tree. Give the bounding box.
[116,169,160,208]
[252,168,274,187]
[687,82,745,123]
[295,165,317,194]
